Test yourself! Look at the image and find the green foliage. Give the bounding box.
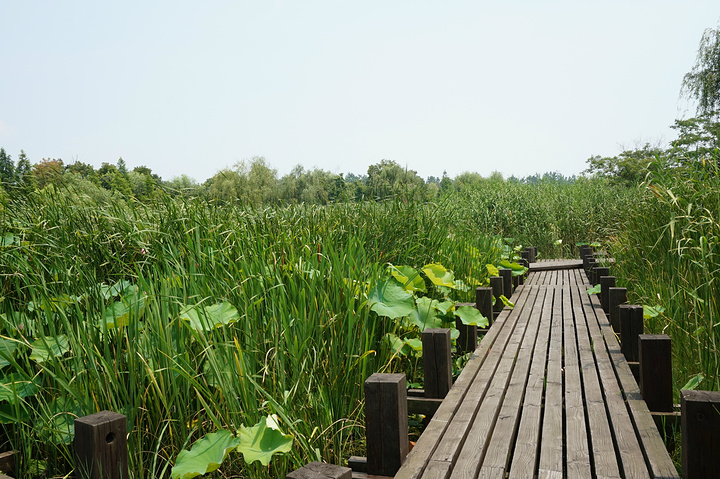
[609,156,720,398]
[682,22,720,117]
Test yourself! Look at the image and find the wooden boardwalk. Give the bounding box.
[393,263,679,479]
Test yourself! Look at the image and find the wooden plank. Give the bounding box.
[528,259,583,272]
[504,286,555,478]
[447,287,542,478]
[582,272,680,479]
[478,287,549,478]
[562,279,592,478]
[571,269,651,479]
[570,276,622,478]
[537,283,564,478]
[394,287,535,479]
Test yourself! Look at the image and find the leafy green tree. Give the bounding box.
[65,161,99,185]
[15,150,35,193]
[206,168,245,203]
[0,148,15,184]
[366,159,425,200]
[33,158,65,189]
[584,143,667,185]
[165,174,201,197]
[682,23,720,117]
[98,162,133,197]
[670,115,720,162]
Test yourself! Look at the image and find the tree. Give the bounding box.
[16,150,35,193]
[33,158,65,189]
[0,148,15,184]
[584,143,667,185]
[366,159,425,200]
[670,115,720,162]
[65,161,99,185]
[682,23,720,117]
[97,162,132,197]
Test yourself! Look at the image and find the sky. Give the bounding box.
[1,1,719,183]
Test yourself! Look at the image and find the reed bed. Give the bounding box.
[609,161,720,398]
[0,175,631,477]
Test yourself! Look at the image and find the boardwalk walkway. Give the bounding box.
[393,263,679,479]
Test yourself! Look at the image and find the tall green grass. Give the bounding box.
[609,159,720,397]
[0,175,632,477]
[0,188,503,477]
[445,176,637,258]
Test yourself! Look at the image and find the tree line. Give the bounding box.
[0,150,575,206]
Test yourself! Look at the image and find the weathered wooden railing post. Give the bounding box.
[580,245,593,270]
[639,334,673,413]
[499,268,513,299]
[608,286,627,333]
[586,259,599,284]
[600,275,616,314]
[422,329,453,399]
[619,304,643,381]
[619,304,644,362]
[286,462,352,479]
[594,266,610,287]
[490,276,504,318]
[365,373,409,476]
[74,411,128,479]
[681,390,720,478]
[517,258,528,285]
[476,286,493,328]
[520,250,530,264]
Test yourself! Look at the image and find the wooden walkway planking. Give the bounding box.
[394,262,679,479]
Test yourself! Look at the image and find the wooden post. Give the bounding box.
[499,268,513,299]
[587,259,599,284]
[620,304,644,362]
[517,259,529,285]
[286,462,352,479]
[476,287,493,327]
[454,317,477,354]
[74,411,129,479]
[490,276,504,317]
[422,328,453,399]
[681,390,720,478]
[639,334,673,413]
[600,276,616,314]
[594,267,610,286]
[520,250,530,263]
[365,373,409,476]
[608,287,627,332]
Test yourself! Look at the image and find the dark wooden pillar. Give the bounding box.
[620,304,644,362]
[499,268,513,299]
[608,287,627,332]
[600,276,616,314]
[422,328,453,399]
[639,334,673,413]
[490,276,504,317]
[365,373,409,476]
[476,287,493,327]
[74,411,129,479]
[682,390,720,479]
[594,267,610,286]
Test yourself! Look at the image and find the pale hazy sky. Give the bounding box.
[1,1,719,182]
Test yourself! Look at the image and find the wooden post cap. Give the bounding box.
[286,461,352,479]
[682,390,720,478]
